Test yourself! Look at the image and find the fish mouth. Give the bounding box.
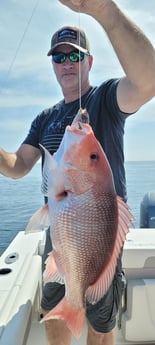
[71,108,89,127]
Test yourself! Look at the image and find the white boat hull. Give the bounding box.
[0,229,155,345]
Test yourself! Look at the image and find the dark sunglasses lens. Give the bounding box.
[52,51,85,64]
[52,53,66,64]
[70,51,84,62]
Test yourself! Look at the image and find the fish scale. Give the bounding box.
[49,190,118,292]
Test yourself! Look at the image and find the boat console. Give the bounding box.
[120,229,155,343]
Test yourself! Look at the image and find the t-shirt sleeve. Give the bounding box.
[104,78,133,120]
[22,113,44,149]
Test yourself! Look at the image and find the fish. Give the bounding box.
[25,108,133,339]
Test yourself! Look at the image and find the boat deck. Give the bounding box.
[1,314,155,345]
[26,320,155,345]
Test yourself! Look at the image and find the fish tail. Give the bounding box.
[41,297,85,339]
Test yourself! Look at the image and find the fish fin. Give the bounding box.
[41,298,85,339]
[40,144,57,196]
[86,197,133,304]
[25,204,50,233]
[117,196,134,231]
[86,260,116,304]
[40,144,65,198]
[43,252,64,285]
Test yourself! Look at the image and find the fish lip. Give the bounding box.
[67,123,91,135]
[71,108,89,127]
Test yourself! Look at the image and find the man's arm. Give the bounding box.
[59,0,155,113]
[0,144,41,179]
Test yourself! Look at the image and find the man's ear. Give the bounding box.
[88,55,93,71]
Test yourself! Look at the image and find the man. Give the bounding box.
[0,1,155,344]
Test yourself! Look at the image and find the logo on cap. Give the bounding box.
[58,29,77,41]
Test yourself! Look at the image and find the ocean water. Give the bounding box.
[0,161,155,256]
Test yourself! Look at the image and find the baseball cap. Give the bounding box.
[47,26,90,56]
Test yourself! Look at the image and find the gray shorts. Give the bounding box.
[41,229,125,333]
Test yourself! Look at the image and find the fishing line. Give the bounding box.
[5,0,40,80]
[78,7,82,110]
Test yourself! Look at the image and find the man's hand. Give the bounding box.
[58,0,109,16]
[58,0,89,13]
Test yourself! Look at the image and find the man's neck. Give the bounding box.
[63,83,91,104]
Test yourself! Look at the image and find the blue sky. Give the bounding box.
[0,0,155,161]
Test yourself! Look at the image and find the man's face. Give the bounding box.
[51,44,93,95]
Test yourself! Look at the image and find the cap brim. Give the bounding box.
[47,42,89,56]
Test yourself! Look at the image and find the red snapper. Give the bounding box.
[25,109,133,339]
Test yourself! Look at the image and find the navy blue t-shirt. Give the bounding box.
[23,78,130,201]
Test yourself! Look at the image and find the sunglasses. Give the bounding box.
[52,50,85,64]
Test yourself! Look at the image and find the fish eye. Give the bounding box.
[90,153,100,161]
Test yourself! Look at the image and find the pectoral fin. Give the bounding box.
[25,204,50,233]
